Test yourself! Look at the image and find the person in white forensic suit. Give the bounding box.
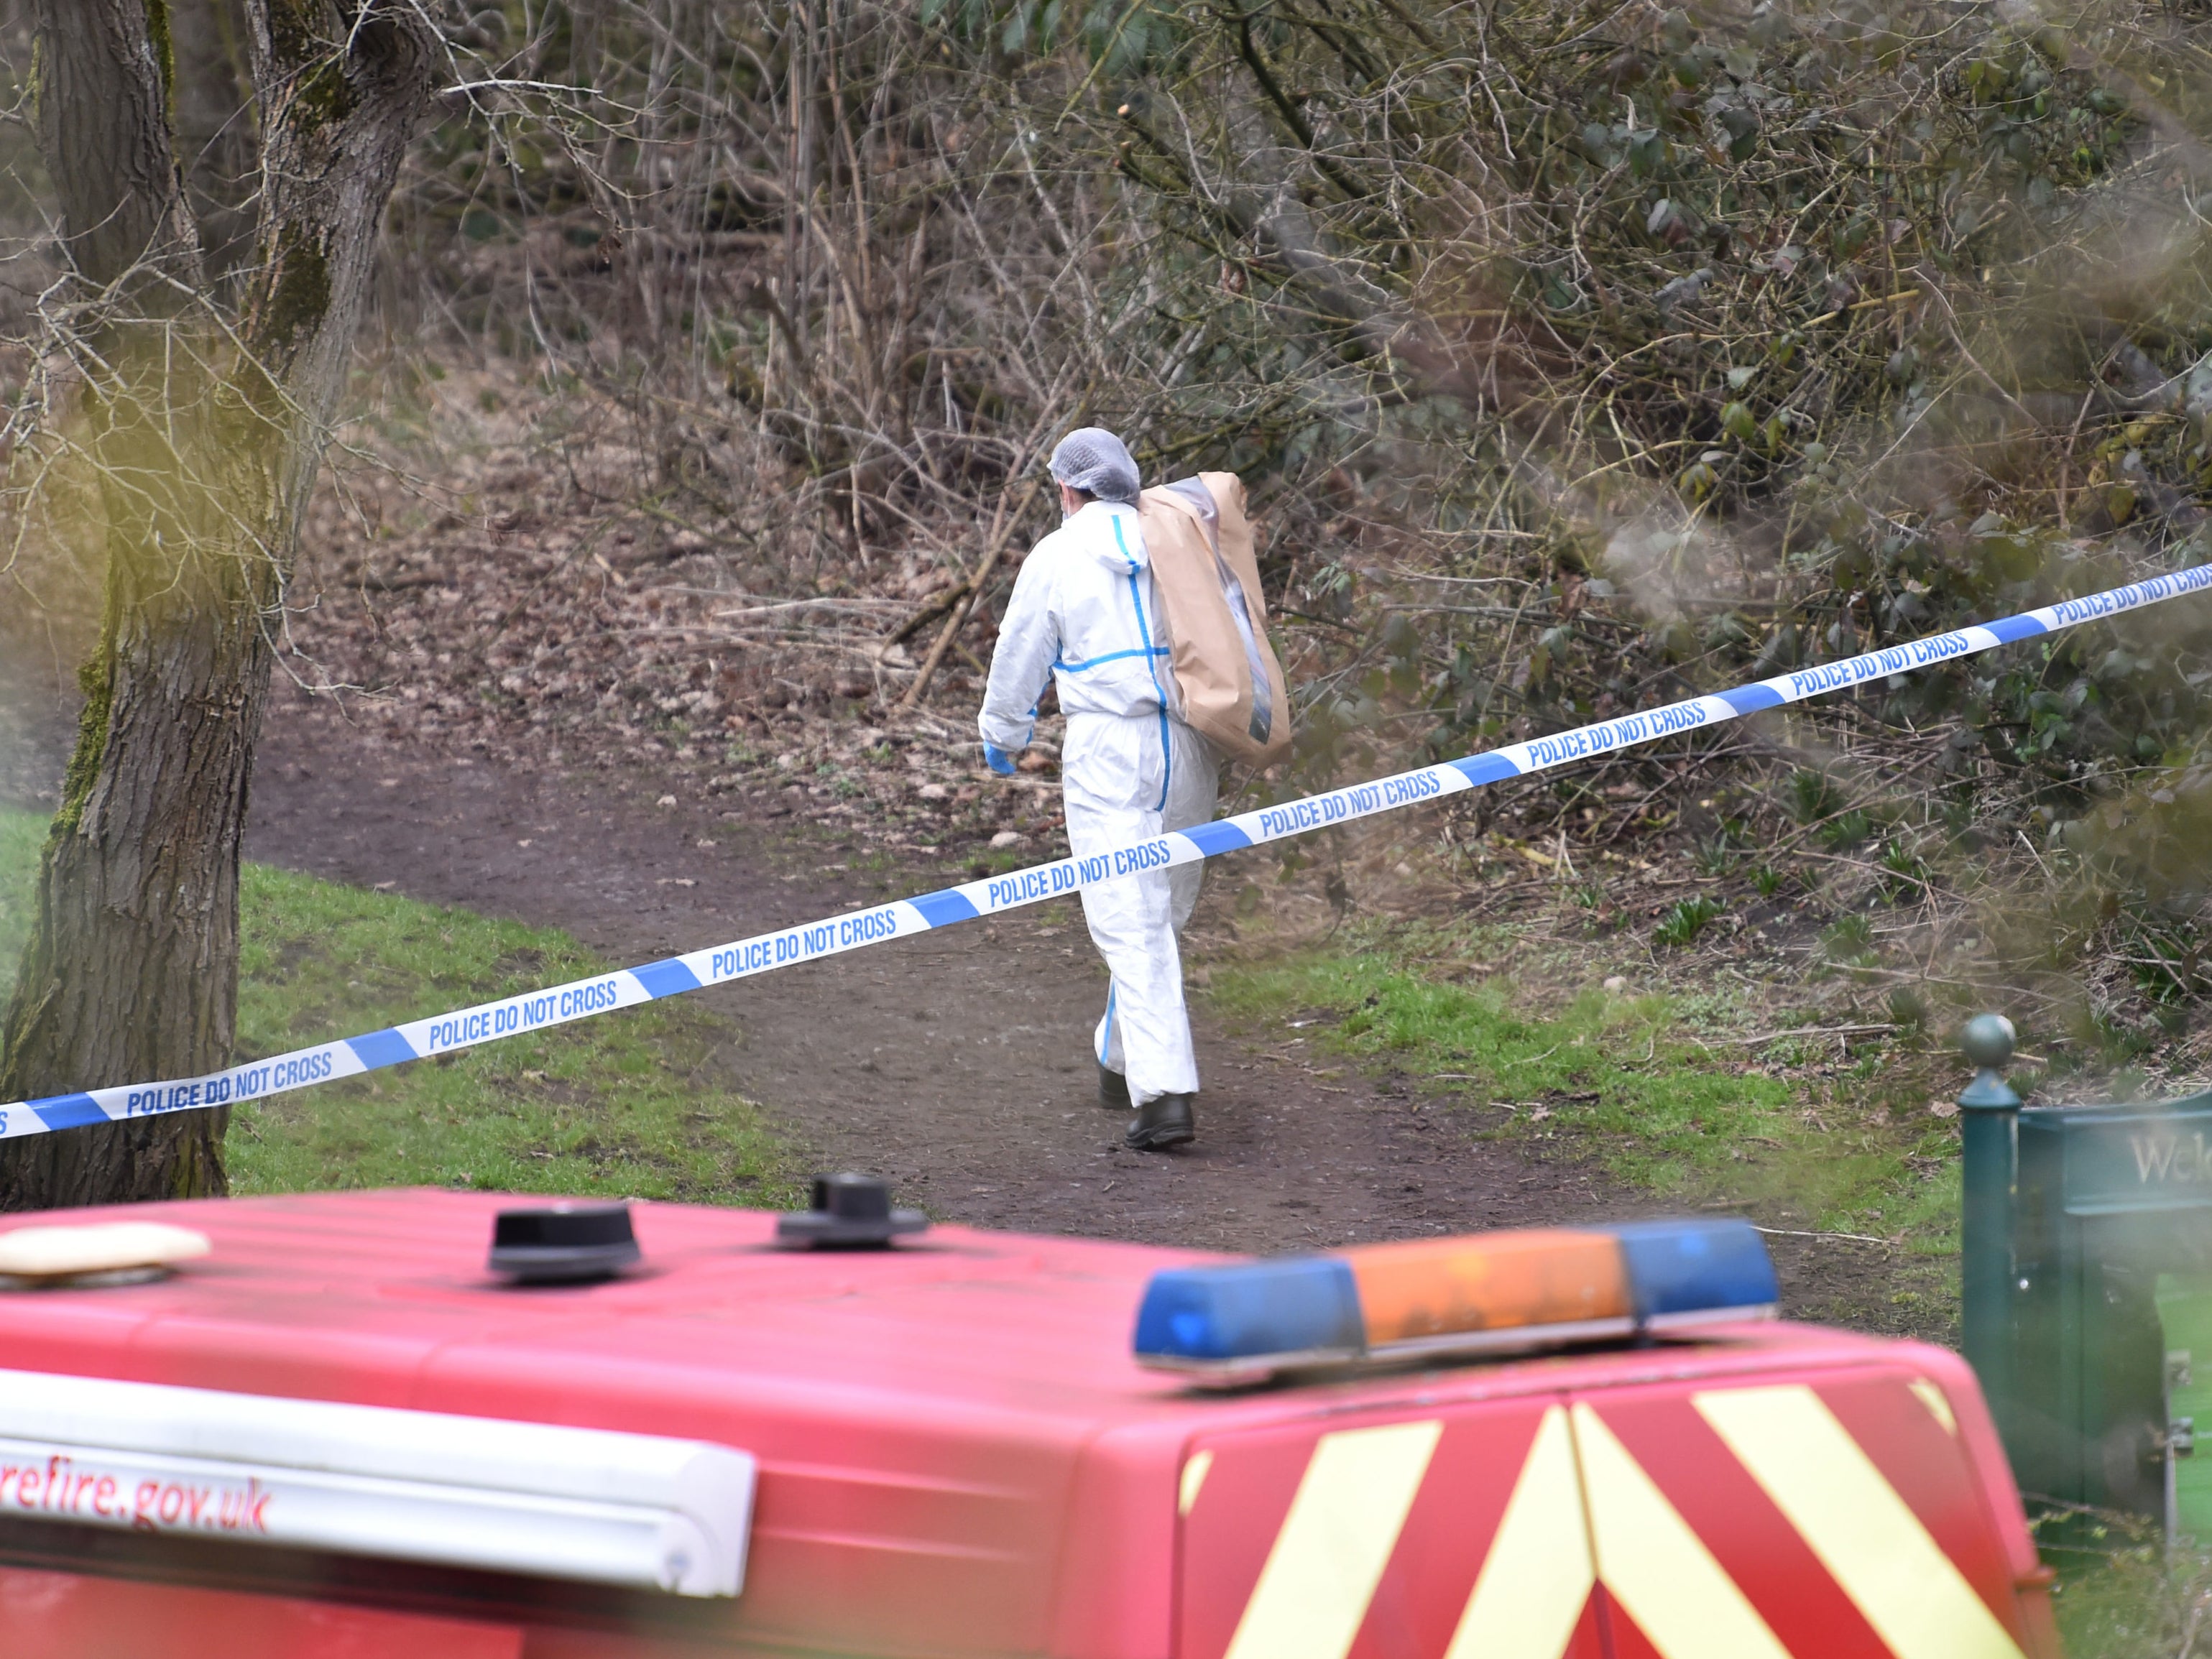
[977,429,1219,1150]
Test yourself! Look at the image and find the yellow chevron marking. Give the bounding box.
[1570,1403,1792,1659]
[1908,1377,1958,1436]
[1444,1405,1595,1659]
[1695,1385,2024,1659]
[1180,1448,1214,1517]
[1223,1419,1443,1659]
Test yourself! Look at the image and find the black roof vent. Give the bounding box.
[489,1203,642,1284]
[775,1175,928,1250]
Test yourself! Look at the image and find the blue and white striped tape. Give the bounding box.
[5,563,2208,1141]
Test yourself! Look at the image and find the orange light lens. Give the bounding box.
[1346,1230,1631,1344]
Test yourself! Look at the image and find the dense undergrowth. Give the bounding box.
[379,0,2212,1063]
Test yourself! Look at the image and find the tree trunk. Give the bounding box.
[0,1,437,1210]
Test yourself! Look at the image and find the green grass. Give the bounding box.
[1206,929,1963,1254]
[0,810,799,1205]
[2045,1522,2212,1659]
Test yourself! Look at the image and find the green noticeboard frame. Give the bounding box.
[2006,1094,2212,1542]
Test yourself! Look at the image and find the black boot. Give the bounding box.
[1127,1092,1195,1150]
[1099,1064,1131,1111]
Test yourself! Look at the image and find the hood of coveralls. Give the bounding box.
[1074,499,1151,574]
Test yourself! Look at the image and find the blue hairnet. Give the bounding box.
[1049,428,1141,504]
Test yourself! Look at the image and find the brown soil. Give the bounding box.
[218,686,1912,1331]
[244,691,1625,1249]
[0,573,1919,1337]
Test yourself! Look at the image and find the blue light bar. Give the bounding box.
[1130,1219,1779,1379]
[1608,1219,1778,1323]
[1132,1258,1362,1369]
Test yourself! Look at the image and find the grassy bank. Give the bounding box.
[0,810,798,1205]
[1202,917,1967,1293]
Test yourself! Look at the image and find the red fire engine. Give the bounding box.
[0,1185,2057,1659]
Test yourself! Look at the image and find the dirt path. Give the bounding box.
[1,665,1905,1324]
[244,693,1639,1256]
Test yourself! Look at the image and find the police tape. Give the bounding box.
[5,562,2210,1140]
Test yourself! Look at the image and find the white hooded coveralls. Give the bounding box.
[980,500,1220,1106]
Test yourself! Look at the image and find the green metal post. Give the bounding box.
[1959,1013,2022,1436]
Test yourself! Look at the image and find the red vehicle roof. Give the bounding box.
[0,1191,2052,1659]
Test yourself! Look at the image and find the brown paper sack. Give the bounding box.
[1136,472,1293,767]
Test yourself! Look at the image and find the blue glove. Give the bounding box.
[983,743,1018,777]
